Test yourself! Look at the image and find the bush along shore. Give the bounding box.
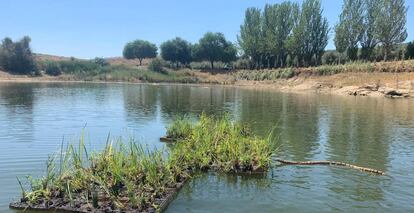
[10,115,277,212]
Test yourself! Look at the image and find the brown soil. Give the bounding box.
[233,72,414,98]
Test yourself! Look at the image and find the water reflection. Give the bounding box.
[0,83,35,144]
[0,83,413,212]
[123,84,158,122]
[0,83,35,111]
[159,85,237,119]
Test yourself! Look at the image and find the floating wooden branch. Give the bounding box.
[276,159,385,175]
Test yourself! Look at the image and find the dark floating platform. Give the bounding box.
[159,136,176,143]
[10,181,186,213]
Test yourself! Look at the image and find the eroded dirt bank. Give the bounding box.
[233,72,414,98]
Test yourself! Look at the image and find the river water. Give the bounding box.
[0,82,413,212]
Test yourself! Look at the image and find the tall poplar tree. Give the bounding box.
[288,0,328,66]
[375,0,408,61]
[334,0,364,61]
[238,8,263,69]
[360,0,380,61]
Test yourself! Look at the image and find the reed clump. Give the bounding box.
[166,117,193,140]
[168,114,277,173]
[14,137,188,212]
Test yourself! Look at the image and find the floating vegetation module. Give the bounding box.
[10,114,277,212]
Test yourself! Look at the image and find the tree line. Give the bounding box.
[0,0,411,75]
[334,0,408,62]
[238,0,329,69]
[123,32,237,69]
[0,36,112,76]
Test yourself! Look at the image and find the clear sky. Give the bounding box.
[1,0,413,59]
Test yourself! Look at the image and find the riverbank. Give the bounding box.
[234,72,414,98]
[1,59,414,98]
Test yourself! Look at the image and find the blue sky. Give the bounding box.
[1,0,413,59]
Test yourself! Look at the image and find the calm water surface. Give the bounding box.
[0,82,413,212]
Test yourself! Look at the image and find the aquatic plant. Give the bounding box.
[166,116,193,140]
[169,114,277,173]
[12,115,278,212]
[13,136,188,212]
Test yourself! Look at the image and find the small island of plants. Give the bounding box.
[10,115,277,212]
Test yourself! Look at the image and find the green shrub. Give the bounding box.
[148,58,165,73]
[322,51,339,65]
[235,58,251,69]
[315,65,343,75]
[58,60,100,74]
[94,57,109,66]
[280,68,294,78]
[406,41,414,59]
[44,61,62,76]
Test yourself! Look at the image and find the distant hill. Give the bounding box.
[34,53,149,66]
[34,53,73,62]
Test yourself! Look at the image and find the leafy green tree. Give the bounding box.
[375,0,408,61]
[148,58,165,73]
[238,8,263,69]
[44,61,62,76]
[360,0,380,61]
[261,4,278,68]
[123,40,157,65]
[240,3,299,69]
[335,0,364,61]
[193,32,237,69]
[334,23,348,64]
[322,51,339,65]
[406,41,414,59]
[262,3,299,68]
[160,37,192,68]
[287,0,329,66]
[274,2,299,67]
[0,36,37,74]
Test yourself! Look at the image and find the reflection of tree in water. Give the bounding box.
[236,91,321,160]
[326,97,390,203]
[159,85,237,120]
[327,98,389,169]
[122,84,158,122]
[0,83,35,142]
[0,83,35,111]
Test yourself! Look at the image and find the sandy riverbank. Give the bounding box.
[233,72,414,98]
